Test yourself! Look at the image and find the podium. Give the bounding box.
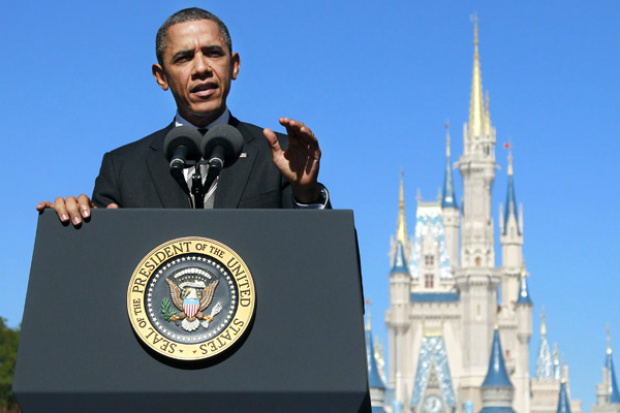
[13,209,371,413]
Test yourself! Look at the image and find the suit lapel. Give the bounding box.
[214,118,260,208]
[146,123,191,208]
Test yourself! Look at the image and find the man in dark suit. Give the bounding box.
[37,7,328,224]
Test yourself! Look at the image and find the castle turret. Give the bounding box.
[442,125,460,268]
[500,150,524,310]
[479,327,516,413]
[605,332,620,404]
[386,239,411,392]
[454,16,500,406]
[367,313,387,413]
[592,329,620,413]
[457,13,497,269]
[390,175,412,270]
[557,380,572,413]
[514,264,533,413]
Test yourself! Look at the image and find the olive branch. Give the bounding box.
[161,298,176,322]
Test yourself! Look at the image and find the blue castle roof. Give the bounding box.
[442,138,458,209]
[411,292,460,303]
[516,273,533,305]
[606,350,620,404]
[482,329,513,388]
[503,173,520,235]
[366,329,386,390]
[479,407,517,413]
[556,381,571,413]
[391,241,409,274]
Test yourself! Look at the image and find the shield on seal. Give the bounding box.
[184,298,200,318]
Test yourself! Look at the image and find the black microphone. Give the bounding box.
[163,126,203,172]
[200,124,244,173]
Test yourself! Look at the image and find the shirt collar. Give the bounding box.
[174,109,230,129]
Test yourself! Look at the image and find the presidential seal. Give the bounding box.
[127,237,256,361]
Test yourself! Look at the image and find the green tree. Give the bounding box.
[0,318,20,413]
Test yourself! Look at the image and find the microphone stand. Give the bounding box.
[190,162,207,209]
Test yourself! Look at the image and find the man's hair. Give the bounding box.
[155,8,233,66]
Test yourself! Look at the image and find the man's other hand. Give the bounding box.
[263,117,321,204]
[36,195,118,227]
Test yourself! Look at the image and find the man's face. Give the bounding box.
[152,19,240,126]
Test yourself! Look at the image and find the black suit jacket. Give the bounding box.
[92,117,298,209]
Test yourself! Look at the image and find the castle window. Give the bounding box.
[425,274,434,288]
[475,257,481,266]
[425,255,434,266]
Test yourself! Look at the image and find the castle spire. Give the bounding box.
[605,327,620,403]
[482,327,512,387]
[391,240,409,275]
[396,172,408,246]
[442,124,458,209]
[366,326,386,390]
[468,13,485,139]
[503,148,520,235]
[479,328,516,413]
[366,321,387,413]
[556,380,572,413]
[536,308,554,379]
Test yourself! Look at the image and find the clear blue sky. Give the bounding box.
[2,1,619,410]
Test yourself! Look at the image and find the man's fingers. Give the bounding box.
[263,128,283,158]
[279,117,319,149]
[77,194,93,218]
[40,195,100,226]
[35,201,53,212]
[53,196,71,223]
[55,194,92,226]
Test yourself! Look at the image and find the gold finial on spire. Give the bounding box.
[554,343,559,366]
[608,325,613,355]
[468,12,484,139]
[541,307,547,336]
[396,173,408,246]
[365,299,372,331]
[508,146,514,176]
[520,259,527,278]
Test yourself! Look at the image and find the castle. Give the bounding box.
[365,17,620,413]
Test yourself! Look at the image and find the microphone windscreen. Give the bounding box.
[163,126,203,162]
[201,125,244,165]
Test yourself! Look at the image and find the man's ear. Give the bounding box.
[152,63,169,91]
[231,52,240,80]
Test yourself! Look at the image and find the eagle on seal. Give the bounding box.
[166,274,220,332]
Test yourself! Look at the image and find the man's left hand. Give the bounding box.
[263,118,322,204]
